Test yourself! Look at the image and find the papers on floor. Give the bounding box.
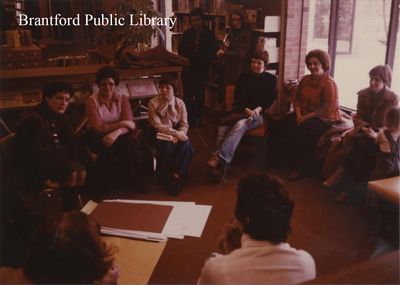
[82,199,212,242]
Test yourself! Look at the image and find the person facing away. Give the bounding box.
[370,106,400,180]
[207,51,277,177]
[0,211,119,284]
[198,174,316,284]
[148,75,194,196]
[178,7,218,127]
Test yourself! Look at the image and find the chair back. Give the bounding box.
[0,133,15,160]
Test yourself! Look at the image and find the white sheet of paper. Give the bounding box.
[181,204,212,237]
[99,199,212,239]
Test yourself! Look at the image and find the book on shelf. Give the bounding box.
[173,0,188,11]
[157,132,174,142]
[173,0,226,13]
[171,34,182,53]
[205,19,213,30]
[182,15,191,31]
[213,0,225,13]
[188,0,198,11]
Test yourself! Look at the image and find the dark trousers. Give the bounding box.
[85,131,142,185]
[183,73,206,124]
[267,112,298,165]
[292,116,331,170]
[155,140,194,181]
[344,133,379,181]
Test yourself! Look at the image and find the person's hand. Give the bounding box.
[95,262,120,284]
[120,120,136,130]
[296,115,306,125]
[244,108,256,117]
[217,49,225,58]
[217,218,243,255]
[102,130,120,147]
[362,126,377,139]
[174,131,188,142]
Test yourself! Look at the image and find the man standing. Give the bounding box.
[178,7,218,127]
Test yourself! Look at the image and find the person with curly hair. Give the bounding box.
[288,49,340,180]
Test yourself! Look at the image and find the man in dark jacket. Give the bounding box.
[178,7,218,127]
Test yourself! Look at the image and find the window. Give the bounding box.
[305,0,399,109]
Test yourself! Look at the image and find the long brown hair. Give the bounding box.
[24,211,117,284]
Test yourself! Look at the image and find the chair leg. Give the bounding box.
[153,157,157,173]
[77,194,83,209]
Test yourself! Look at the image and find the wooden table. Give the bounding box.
[102,237,166,285]
[368,176,400,204]
[308,250,400,284]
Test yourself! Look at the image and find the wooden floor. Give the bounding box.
[94,113,399,284]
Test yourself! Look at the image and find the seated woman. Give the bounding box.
[85,65,143,191]
[13,81,86,209]
[288,49,340,180]
[148,76,194,196]
[334,65,399,202]
[207,51,277,179]
[0,211,119,284]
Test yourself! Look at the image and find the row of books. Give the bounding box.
[171,16,225,38]
[172,0,225,13]
[46,54,90,67]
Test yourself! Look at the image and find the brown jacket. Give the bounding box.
[354,87,399,133]
[223,28,253,85]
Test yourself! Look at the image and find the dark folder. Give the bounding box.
[90,201,173,233]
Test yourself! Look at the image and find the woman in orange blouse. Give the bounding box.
[289,49,340,180]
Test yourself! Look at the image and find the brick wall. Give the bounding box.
[282,0,309,81]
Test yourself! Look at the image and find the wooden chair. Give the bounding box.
[224,85,268,164]
[0,132,82,209]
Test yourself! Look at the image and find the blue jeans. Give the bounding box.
[214,114,263,164]
[156,140,194,180]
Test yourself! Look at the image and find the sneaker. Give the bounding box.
[207,155,220,168]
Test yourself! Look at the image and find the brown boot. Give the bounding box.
[207,155,220,168]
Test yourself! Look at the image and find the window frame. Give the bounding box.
[328,0,399,90]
